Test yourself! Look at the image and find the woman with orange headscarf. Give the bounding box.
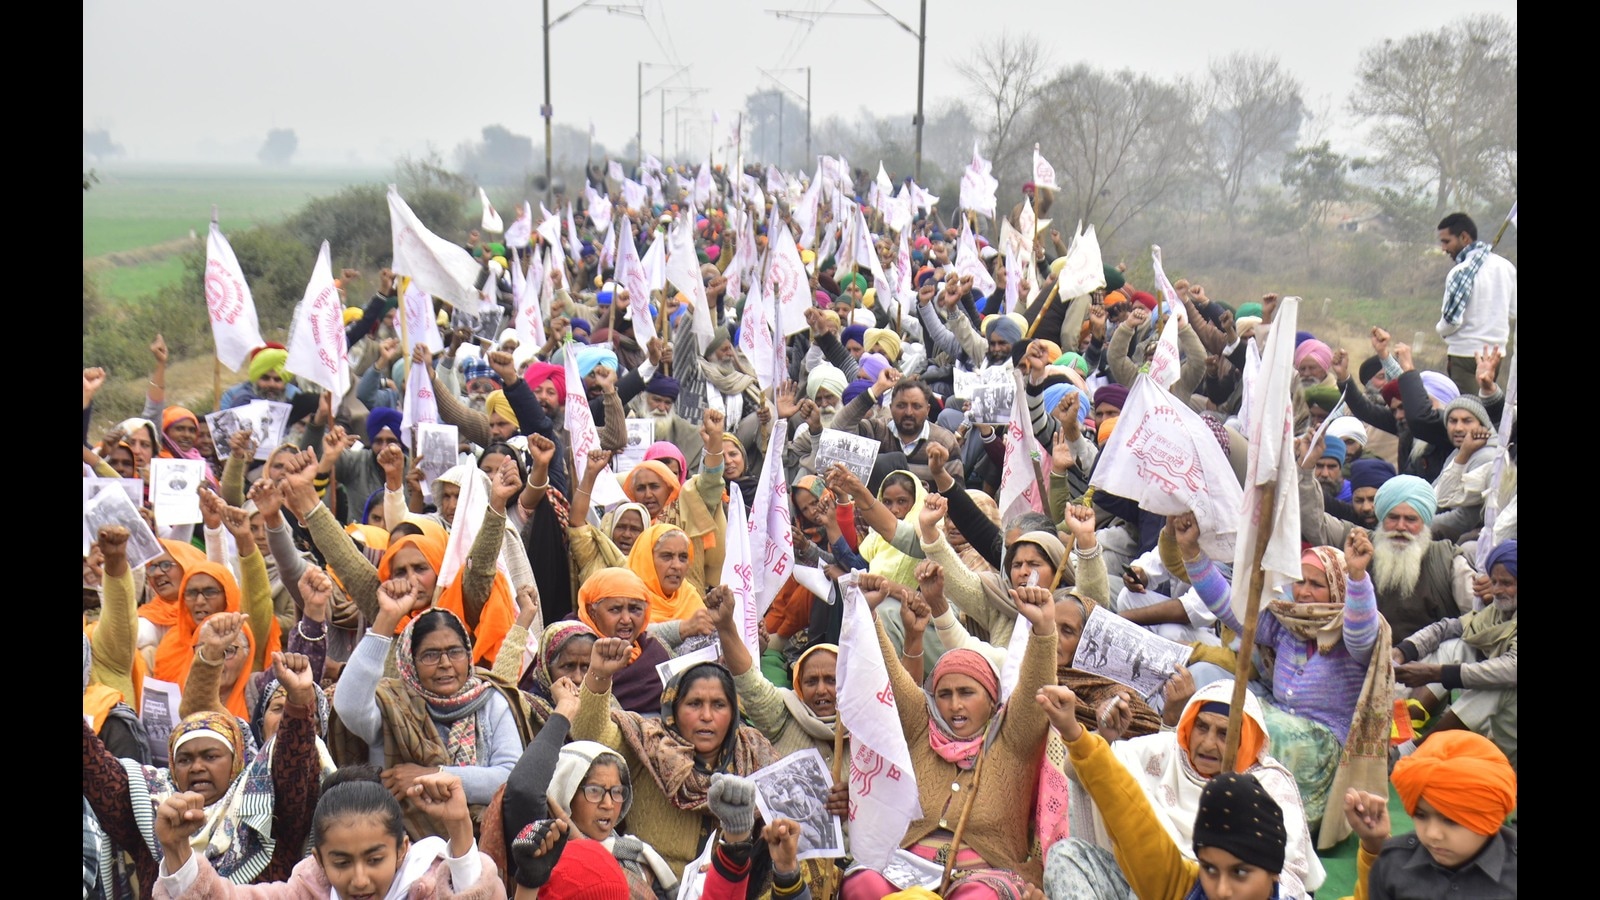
[137,538,210,666]
[621,411,730,596]
[152,504,282,714]
[626,524,707,624]
[576,567,673,714]
[157,405,221,489]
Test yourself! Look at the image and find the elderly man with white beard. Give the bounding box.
[1391,540,1517,768]
[634,372,704,473]
[1299,469,1476,644]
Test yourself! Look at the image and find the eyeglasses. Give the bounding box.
[580,785,630,804]
[184,587,224,601]
[149,560,177,572]
[223,643,248,660]
[416,646,469,666]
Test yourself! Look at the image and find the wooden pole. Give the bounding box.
[1222,482,1276,772]
[398,276,412,388]
[831,716,847,784]
[1024,279,1063,340]
[939,749,987,896]
[213,358,222,411]
[655,289,672,377]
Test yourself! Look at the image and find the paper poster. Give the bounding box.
[1074,606,1192,701]
[204,406,252,460]
[654,642,721,687]
[149,458,205,528]
[141,676,184,767]
[749,747,846,860]
[81,478,147,557]
[240,400,291,461]
[415,423,460,488]
[612,419,655,474]
[814,428,880,485]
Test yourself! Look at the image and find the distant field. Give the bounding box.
[83,164,384,300]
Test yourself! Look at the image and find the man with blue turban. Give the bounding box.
[1390,540,1517,766]
[1366,475,1480,642]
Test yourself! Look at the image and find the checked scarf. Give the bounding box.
[1442,241,1491,326]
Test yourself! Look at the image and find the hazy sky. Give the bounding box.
[84,0,1516,168]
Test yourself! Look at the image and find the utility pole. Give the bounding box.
[542,2,643,202]
[758,66,811,170]
[638,63,688,168]
[768,2,924,180]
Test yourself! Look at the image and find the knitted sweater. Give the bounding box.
[731,666,835,766]
[879,618,1056,885]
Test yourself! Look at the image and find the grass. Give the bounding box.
[1315,781,1414,899]
[94,256,190,303]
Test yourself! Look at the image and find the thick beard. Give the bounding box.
[466,395,488,412]
[1492,596,1517,614]
[649,407,674,419]
[1373,526,1431,596]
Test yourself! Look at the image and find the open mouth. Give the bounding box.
[189,779,215,794]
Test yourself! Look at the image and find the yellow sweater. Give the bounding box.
[90,569,140,712]
[881,618,1057,885]
[1063,730,1198,900]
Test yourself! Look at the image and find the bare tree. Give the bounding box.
[1028,65,1200,243]
[954,32,1049,187]
[1201,53,1305,219]
[1349,14,1517,214]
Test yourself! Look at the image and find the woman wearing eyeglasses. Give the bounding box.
[331,581,535,841]
[546,741,679,900]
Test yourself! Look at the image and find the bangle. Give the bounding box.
[149,381,164,389]
[902,648,924,659]
[194,645,224,666]
[528,477,551,490]
[296,620,326,642]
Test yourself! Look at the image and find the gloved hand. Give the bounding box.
[511,818,570,889]
[707,773,758,840]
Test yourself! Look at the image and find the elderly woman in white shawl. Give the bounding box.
[548,740,679,900]
[1045,679,1324,900]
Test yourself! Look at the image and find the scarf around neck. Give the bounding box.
[1442,240,1493,326]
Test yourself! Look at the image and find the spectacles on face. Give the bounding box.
[184,586,224,602]
[223,643,248,660]
[149,560,177,573]
[580,784,630,804]
[417,646,469,667]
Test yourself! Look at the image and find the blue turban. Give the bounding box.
[1484,540,1517,580]
[645,373,681,399]
[1348,458,1396,492]
[570,318,593,340]
[1294,330,1315,347]
[576,346,619,378]
[841,377,871,406]
[984,316,1023,345]
[1320,433,1347,466]
[459,357,502,386]
[597,290,615,306]
[859,352,891,384]
[1040,383,1072,421]
[1373,474,1437,527]
[367,407,403,443]
[841,324,868,348]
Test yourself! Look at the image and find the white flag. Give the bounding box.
[438,465,494,587]
[767,221,812,337]
[505,201,533,249]
[511,248,547,350]
[721,489,762,660]
[694,157,714,207]
[1089,375,1243,561]
[479,187,504,233]
[998,372,1046,523]
[203,222,265,371]
[599,222,617,271]
[738,275,776,391]
[617,217,658,346]
[954,218,997,297]
[959,141,999,219]
[1032,143,1059,191]
[664,219,715,346]
[608,160,625,182]
[621,177,647,212]
[1146,309,1185,391]
[766,165,786,197]
[564,342,629,507]
[399,339,439,450]
[1151,245,1182,317]
[536,203,563,247]
[585,184,612,233]
[881,189,913,234]
[907,180,940,213]
[1476,344,1516,570]
[565,203,584,271]
[401,278,444,356]
[643,170,664,207]
[644,154,664,177]
[390,186,482,310]
[284,242,351,413]
[1055,221,1106,299]
[892,228,914,300]
[754,413,793,614]
[1229,297,1303,624]
[836,573,921,873]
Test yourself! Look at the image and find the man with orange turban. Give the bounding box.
[1342,730,1516,897]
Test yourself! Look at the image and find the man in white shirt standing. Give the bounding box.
[1435,212,1516,394]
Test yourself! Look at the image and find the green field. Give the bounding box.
[83,164,385,300]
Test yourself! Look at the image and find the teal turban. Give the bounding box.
[576,346,618,378]
[1374,475,1437,527]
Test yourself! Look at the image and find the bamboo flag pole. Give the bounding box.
[1222,482,1276,772]
[831,717,847,784]
[1023,279,1064,340]
[939,749,987,896]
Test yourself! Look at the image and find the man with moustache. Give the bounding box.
[636,372,704,473]
[1390,540,1517,766]
[1364,476,1479,644]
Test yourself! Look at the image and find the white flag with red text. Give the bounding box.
[285,242,351,414]
[505,201,533,249]
[616,217,657,347]
[1146,309,1185,392]
[1151,245,1182,318]
[664,218,715,346]
[1032,143,1059,191]
[511,248,547,350]
[585,185,612,234]
[1055,221,1106,299]
[401,278,444,355]
[954,218,997,297]
[837,573,922,872]
[399,337,438,450]
[998,372,1046,523]
[766,219,812,337]
[563,342,629,507]
[959,142,999,219]
[720,489,761,659]
[753,411,793,615]
[204,222,265,371]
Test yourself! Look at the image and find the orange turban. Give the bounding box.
[576,567,654,663]
[622,461,683,513]
[1390,731,1516,836]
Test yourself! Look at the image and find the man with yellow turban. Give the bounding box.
[1343,730,1516,897]
[220,343,301,409]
